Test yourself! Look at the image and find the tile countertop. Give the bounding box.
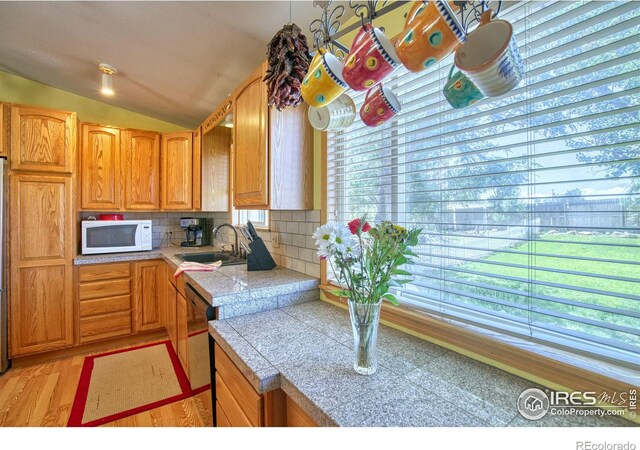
[74,247,319,316]
[209,300,634,428]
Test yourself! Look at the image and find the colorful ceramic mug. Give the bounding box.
[454,10,524,97]
[301,48,348,108]
[443,65,484,109]
[359,84,401,127]
[395,0,466,73]
[342,23,400,91]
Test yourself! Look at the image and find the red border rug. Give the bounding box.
[68,338,210,427]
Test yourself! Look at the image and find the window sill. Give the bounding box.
[320,284,640,410]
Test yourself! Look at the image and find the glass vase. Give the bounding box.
[347,298,382,375]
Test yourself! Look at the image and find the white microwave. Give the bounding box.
[81,220,152,255]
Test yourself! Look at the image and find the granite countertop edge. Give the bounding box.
[74,248,319,310]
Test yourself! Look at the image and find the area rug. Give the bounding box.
[68,336,210,427]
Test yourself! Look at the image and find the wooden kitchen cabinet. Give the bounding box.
[161,131,194,210]
[122,130,161,210]
[192,126,202,211]
[9,174,74,356]
[80,124,121,210]
[77,262,132,344]
[233,62,269,209]
[232,62,313,210]
[0,103,9,157]
[133,260,165,333]
[166,271,178,353]
[176,290,190,379]
[10,105,76,173]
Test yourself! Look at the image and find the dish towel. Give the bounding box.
[174,260,223,278]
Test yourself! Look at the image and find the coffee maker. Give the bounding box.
[180,218,207,247]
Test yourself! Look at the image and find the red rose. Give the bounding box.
[362,222,371,233]
[348,218,361,235]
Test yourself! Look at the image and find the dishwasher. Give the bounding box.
[184,283,217,426]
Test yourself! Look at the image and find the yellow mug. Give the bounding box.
[301,48,348,108]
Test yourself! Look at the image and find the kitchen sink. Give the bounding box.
[176,252,246,266]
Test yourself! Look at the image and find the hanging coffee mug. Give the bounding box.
[301,48,348,108]
[342,23,400,91]
[454,10,524,97]
[395,0,466,73]
[308,93,356,131]
[359,84,401,127]
[443,65,484,109]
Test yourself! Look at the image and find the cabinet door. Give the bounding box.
[161,132,193,210]
[80,125,121,210]
[122,130,160,210]
[233,62,269,209]
[10,174,73,356]
[132,260,165,333]
[176,291,189,378]
[166,277,177,353]
[192,126,202,211]
[0,103,9,157]
[10,105,76,173]
[269,104,314,210]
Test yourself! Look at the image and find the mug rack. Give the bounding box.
[309,0,504,57]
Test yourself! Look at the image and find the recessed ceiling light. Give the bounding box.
[99,63,117,96]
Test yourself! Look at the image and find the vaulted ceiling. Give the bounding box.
[0,1,335,128]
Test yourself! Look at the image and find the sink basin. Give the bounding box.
[176,252,246,266]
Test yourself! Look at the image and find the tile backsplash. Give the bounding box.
[77,209,321,278]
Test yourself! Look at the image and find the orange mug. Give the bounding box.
[359,84,401,127]
[395,0,466,72]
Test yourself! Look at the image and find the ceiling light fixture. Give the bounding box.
[98,63,117,96]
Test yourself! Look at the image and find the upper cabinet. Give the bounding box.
[161,131,193,210]
[0,103,9,157]
[233,62,269,208]
[80,125,121,210]
[80,124,198,212]
[201,102,232,212]
[122,130,161,210]
[232,62,313,210]
[10,105,76,173]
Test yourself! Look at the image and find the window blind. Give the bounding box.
[326,0,640,367]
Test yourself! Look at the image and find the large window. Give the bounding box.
[326,1,640,367]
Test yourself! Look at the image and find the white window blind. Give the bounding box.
[326,0,640,367]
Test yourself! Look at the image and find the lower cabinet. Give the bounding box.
[176,290,189,380]
[214,342,318,427]
[133,260,165,333]
[76,260,165,345]
[77,262,132,344]
[165,262,190,381]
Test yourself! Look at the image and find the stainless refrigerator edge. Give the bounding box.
[0,158,7,373]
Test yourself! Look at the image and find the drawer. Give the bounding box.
[78,262,131,282]
[214,343,262,426]
[215,373,254,427]
[79,311,132,343]
[216,401,232,427]
[79,295,131,317]
[79,278,130,300]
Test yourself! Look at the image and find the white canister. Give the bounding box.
[307,93,356,131]
[454,10,524,97]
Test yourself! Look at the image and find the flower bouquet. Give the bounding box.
[313,217,421,374]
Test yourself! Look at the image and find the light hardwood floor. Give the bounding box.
[0,341,212,427]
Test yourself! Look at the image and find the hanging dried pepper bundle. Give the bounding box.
[263,23,311,110]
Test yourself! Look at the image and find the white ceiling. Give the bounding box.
[0,1,331,128]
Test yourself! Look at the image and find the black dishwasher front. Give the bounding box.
[184,283,217,426]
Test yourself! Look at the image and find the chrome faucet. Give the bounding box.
[212,223,239,256]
